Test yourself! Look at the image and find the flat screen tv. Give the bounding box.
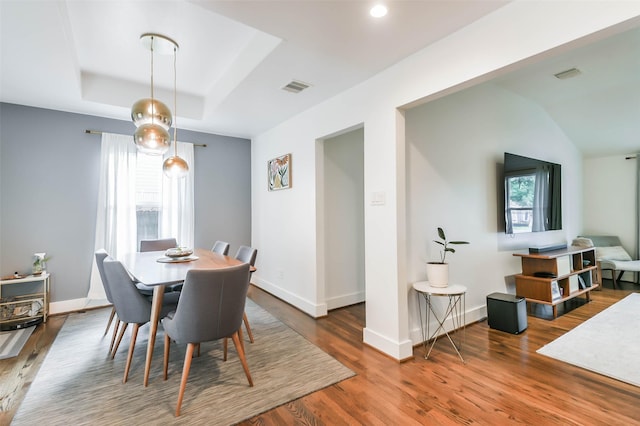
[504,152,561,234]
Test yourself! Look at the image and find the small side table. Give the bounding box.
[0,273,50,330]
[413,281,466,363]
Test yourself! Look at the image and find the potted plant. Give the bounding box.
[32,252,50,275]
[426,227,469,287]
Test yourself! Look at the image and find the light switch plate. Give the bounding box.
[371,191,386,206]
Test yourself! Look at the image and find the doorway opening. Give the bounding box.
[319,126,365,317]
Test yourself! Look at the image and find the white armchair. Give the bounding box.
[576,236,640,289]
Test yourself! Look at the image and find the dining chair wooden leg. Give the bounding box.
[104,307,116,336]
[238,327,245,354]
[112,322,129,359]
[109,318,121,354]
[163,334,170,380]
[243,311,254,343]
[224,326,245,361]
[176,343,195,417]
[123,324,139,384]
[231,331,253,387]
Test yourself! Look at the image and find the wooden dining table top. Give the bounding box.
[119,248,245,286]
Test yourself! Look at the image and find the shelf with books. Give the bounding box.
[513,246,598,318]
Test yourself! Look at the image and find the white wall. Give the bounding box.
[405,83,582,343]
[323,128,365,310]
[583,155,637,279]
[583,155,636,252]
[251,2,640,359]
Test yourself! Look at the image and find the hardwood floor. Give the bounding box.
[1,281,638,425]
[242,282,640,425]
[0,314,65,425]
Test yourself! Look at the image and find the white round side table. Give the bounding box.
[413,281,466,363]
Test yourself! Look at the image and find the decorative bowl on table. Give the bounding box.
[164,247,194,258]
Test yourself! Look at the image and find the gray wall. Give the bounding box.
[0,103,251,303]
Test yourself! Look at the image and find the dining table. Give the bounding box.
[119,247,246,387]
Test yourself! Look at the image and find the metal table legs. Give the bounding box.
[417,291,466,363]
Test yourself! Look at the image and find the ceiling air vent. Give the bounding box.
[282,80,310,93]
[554,68,581,80]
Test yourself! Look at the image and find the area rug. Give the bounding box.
[12,299,355,425]
[537,292,640,387]
[0,326,34,360]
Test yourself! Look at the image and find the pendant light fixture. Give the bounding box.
[163,41,189,179]
[131,33,176,156]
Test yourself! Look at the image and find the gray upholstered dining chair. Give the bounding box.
[102,257,180,383]
[211,240,230,256]
[234,245,258,343]
[140,238,178,252]
[138,237,182,294]
[235,245,258,268]
[95,249,120,354]
[162,264,253,416]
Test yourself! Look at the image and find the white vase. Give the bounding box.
[426,262,449,287]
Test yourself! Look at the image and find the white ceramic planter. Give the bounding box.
[426,262,449,287]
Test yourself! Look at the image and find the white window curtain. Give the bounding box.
[532,166,550,232]
[160,141,195,249]
[504,175,514,234]
[87,135,195,302]
[87,133,138,300]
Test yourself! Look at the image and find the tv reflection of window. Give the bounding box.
[504,153,561,234]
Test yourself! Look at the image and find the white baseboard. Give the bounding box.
[363,327,414,360]
[326,291,365,310]
[49,298,110,315]
[252,276,328,317]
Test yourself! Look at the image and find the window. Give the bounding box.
[506,172,536,233]
[135,153,162,245]
[89,133,194,301]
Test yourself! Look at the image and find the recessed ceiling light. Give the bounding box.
[370,4,388,18]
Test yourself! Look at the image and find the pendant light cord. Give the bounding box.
[150,36,155,123]
[173,44,178,155]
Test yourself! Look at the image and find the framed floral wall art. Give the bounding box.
[268,153,292,191]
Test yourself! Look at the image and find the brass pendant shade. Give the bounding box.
[131,98,172,129]
[163,155,189,178]
[134,123,170,155]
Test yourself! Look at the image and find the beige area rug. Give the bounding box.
[12,300,355,425]
[537,292,640,387]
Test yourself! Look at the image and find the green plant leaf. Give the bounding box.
[431,227,468,263]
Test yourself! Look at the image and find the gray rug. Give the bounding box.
[0,326,34,360]
[537,292,640,387]
[13,300,355,425]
